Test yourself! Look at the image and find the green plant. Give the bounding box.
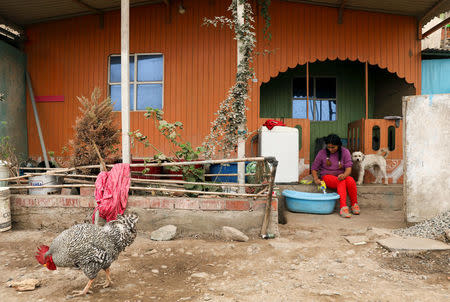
[70,88,120,172]
[202,0,256,158]
[0,123,19,178]
[131,108,221,195]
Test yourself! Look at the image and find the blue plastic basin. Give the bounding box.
[282,190,340,214]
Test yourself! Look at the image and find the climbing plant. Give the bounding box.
[258,0,271,41]
[202,0,256,159]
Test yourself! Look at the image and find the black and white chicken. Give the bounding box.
[35,213,139,297]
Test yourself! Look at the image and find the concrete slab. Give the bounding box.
[377,236,450,252]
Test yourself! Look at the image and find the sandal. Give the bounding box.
[340,206,351,218]
[351,204,361,215]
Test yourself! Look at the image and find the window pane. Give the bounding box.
[293,78,313,98]
[110,84,134,111]
[293,78,306,98]
[137,55,163,82]
[308,100,314,120]
[313,100,336,121]
[110,56,135,82]
[137,84,162,110]
[316,78,336,98]
[292,99,307,119]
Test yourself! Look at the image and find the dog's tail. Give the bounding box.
[377,148,390,158]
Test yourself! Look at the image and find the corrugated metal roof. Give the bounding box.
[422,47,450,58]
[285,0,450,24]
[0,0,163,26]
[0,0,449,28]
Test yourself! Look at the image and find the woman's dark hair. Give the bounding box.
[324,134,342,168]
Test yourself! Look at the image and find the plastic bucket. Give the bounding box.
[29,175,60,195]
[0,187,11,232]
[209,162,250,183]
[0,166,9,187]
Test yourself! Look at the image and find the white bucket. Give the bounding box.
[0,166,9,187]
[0,187,11,232]
[29,175,60,195]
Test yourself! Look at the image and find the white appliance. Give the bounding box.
[259,126,299,183]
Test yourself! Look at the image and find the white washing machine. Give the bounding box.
[259,126,299,183]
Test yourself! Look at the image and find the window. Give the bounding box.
[292,77,337,121]
[388,126,395,151]
[372,126,380,151]
[108,54,163,111]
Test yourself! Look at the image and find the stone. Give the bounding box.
[377,236,450,252]
[344,235,368,245]
[191,272,209,279]
[221,226,249,242]
[7,279,41,291]
[150,225,177,241]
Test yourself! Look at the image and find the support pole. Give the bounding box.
[365,62,368,120]
[121,0,131,164]
[26,72,50,168]
[306,62,309,119]
[237,0,245,193]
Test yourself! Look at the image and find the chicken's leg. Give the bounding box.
[94,268,113,288]
[69,279,94,297]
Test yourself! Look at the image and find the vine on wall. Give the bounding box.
[202,0,256,159]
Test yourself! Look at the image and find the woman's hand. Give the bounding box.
[314,178,322,185]
[337,174,346,181]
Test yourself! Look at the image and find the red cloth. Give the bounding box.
[92,163,131,223]
[263,119,286,130]
[322,175,357,208]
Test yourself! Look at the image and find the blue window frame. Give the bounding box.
[108,54,163,111]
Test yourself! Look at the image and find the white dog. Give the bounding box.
[352,148,389,185]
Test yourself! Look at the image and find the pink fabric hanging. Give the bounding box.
[92,163,131,223]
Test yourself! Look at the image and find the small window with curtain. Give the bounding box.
[292,77,336,121]
[108,54,163,111]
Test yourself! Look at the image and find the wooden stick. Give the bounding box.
[9,184,95,189]
[76,156,267,169]
[129,177,267,187]
[128,186,265,197]
[260,157,278,237]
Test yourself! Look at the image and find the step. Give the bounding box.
[277,184,403,210]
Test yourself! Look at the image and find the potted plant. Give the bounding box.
[0,123,20,187]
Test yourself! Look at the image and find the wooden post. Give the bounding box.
[237,1,245,193]
[306,62,310,119]
[365,62,368,120]
[260,157,278,237]
[121,0,131,164]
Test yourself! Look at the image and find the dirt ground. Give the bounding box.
[0,208,449,302]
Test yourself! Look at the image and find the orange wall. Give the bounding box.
[24,0,421,159]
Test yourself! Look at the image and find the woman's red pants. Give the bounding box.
[322,175,358,208]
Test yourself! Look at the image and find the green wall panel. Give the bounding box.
[0,40,28,160]
[259,60,375,162]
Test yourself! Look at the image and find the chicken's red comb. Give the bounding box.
[35,245,49,265]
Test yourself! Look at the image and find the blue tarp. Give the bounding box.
[421,59,450,94]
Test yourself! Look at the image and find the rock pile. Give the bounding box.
[393,211,450,241]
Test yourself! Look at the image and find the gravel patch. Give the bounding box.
[393,211,450,241]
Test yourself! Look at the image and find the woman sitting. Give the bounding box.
[311,134,359,218]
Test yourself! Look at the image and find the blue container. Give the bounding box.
[282,190,340,214]
[209,162,249,183]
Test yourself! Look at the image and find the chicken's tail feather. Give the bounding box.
[35,245,50,264]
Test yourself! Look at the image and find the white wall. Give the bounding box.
[421,17,443,50]
[402,94,450,223]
